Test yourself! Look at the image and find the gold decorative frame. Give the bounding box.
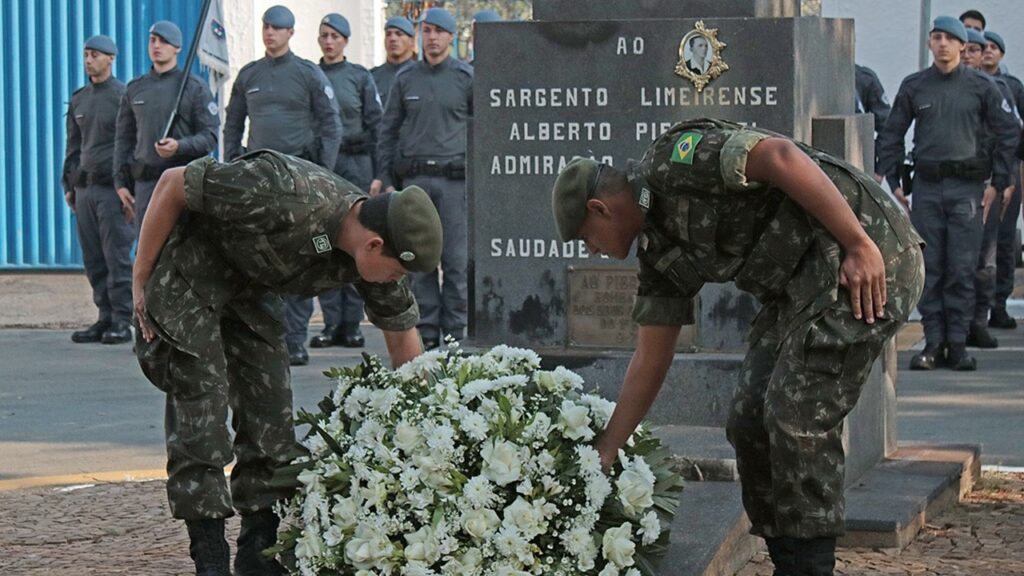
[675,21,729,92]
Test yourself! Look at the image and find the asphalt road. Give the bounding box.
[1,324,1021,482]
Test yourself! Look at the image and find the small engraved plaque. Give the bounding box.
[567,266,696,350]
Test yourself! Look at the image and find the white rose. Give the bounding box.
[324,524,344,547]
[394,420,422,452]
[598,564,619,576]
[558,400,595,441]
[462,508,500,539]
[331,496,358,531]
[294,526,324,559]
[404,525,441,564]
[616,465,655,518]
[481,439,522,485]
[602,522,636,568]
[344,526,392,570]
[458,547,483,570]
[625,569,642,576]
[503,497,542,535]
[493,566,531,576]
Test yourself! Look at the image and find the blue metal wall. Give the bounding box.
[0,1,206,269]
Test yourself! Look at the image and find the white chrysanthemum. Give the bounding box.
[576,445,602,477]
[399,466,423,492]
[580,393,616,428]
[522,412,553,441]
[493,525,532,565]
[491,374,529,391]
[639,510,662,546]
[343,386,371,419]
[425,421,456,455]
[456,408,489,441]
[461,379,497,403]
[394,349,447,379]
[368,387,401,416]
[462,475,499,508]
[585,473,613,507]
[561,525,597,570]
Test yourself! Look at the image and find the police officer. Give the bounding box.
[877,16,1018,371]
[375,7,473,350]
[981,31,1024,329]
[133,154,440,575]
[964,28,1019,348]
[63,35,133,345]
[302,13,384,350]
[113,21,219,238]
[369,16,416,109]
[551,119,923,576]
[855,64,890,170]
[468,9,502,64]
[223,5,344,366]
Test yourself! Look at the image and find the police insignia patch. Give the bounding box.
[1002,99,1013,114]
[312,234,331,254]
[325,85,335,100]
[671,132,702,165]
[207,101,218,115]
[639,187,652,209]
[400,251,415,262]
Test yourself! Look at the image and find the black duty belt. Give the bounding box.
[915,158,991,182]
[397,158,466,180]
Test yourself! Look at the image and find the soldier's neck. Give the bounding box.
[90,69,112,84]
[933,58,960,75]
[152,60,176,74]
[266,45,291,59]
[323,53,346,65]
[983,64,1000,75]
[387,53,414,65]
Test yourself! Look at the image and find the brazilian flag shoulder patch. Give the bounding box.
[670,132,702,165]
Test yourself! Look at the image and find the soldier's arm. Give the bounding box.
[363,73,384,178]
[983,83,1019,191]
[112,91,135,191]
[223,78,247,161]
[133,167,187,342]
[312,68,342,169]
[382,329,423,367]
[62,100,81,201]
[173,79,219,159]
[355,277,421,366]
[746,137,887,323]
[376,75,405,190]
[875,81,915,188]
[596,324,681,470]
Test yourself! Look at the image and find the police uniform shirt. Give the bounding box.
[370,59,415,109]
[224,51,343,168]
[994,71,1024,123]
[144,151,418,355]
[855,65,891,134]
[877,64,1019,190]
[112,67,219,189]
[630,119,921,333]
[320,59,383,167]
[377,57,473,187]
[64,76,126,190]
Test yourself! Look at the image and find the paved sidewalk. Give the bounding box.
[0,473,1021,574]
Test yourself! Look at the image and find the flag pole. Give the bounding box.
[161,0,214,140]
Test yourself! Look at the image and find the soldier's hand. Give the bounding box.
[873,173,884,184]
[595,436,618,473]
[154,138,179,158]
[839,238,887,324]
[369,179,383,196]
[64,191,75,211]
[982,185,997,224]
[386,185,396,194]
[1002,185,1015,220]
[132,277,155,343]
[893,187,911,214]
[116,187,136,223]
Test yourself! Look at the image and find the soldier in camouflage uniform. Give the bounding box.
[132,151,441,576]
[551,118,924,576]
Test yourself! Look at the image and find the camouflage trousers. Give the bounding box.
[136,302,297,520]
[726,244,924,539]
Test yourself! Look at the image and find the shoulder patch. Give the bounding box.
[208,101,219,115]
[1002,98,1013,114]
[325,85,335,100]
[312,234,332,254]
[670,132,702,165]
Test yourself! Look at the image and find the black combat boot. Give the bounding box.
[309,324,339,348]
[235,509,286,576]
[71,320,110,343]
[988,307,1017,329]
[338,322,365,348]
[909,341,944,370]
[966,321,999,349]
[288,342,309,366]
[792,536,836,576]
[185,518,231,576]
[101,321,132,344]
[946,343,977,371]
[765,537,797,575]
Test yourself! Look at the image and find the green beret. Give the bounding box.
[551,157,602,242]
[387,186,442,273]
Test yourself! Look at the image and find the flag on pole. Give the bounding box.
[198,0,230,94]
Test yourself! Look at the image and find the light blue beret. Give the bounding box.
[149,20,182,48]
[263,5,295,29]
[931,15,967,44]
[422,7,456,35]
[84,34,117,56]
[321,13,350,38]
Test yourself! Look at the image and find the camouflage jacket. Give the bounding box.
[145,150,418,355]
[630,118,922,341]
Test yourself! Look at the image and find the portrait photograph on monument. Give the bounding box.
[0,0,1022,575]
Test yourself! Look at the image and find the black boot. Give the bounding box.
[235,509,286,576]
[989,308,1017,329]
[288,342,309,366]
[309,325,339,348]
[185,518,230,576]
[946,343,977,371]
[71,320,110,343]
[966,321,999,349]
[101,321,132,344]
[338,323,365,348]
[792,537,836,576]
[909,341,944,370]
[766,537,797,576]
